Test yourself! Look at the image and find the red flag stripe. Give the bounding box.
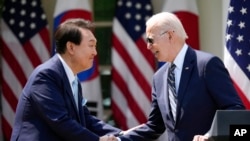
[111,98,128,130]
[23,41,42,68]
[135,37,155,70]
[2,81,18,111]
[112,68,148,123]
[113,34,152,101]
[1,117,12,141]
[1,40,27,87]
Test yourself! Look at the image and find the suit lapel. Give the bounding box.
[55,55,83,124]
[176,47,195,122]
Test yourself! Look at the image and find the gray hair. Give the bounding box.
[146,12,188,40]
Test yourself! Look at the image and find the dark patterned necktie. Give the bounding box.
[168,63,177,121]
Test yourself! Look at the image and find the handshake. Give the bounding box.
[99,124,144,141]
[99,135,118,141]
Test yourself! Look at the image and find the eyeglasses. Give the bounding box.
[146,31,168,45]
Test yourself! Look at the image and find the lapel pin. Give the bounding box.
[185,67,189,70]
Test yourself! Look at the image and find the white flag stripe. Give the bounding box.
[81,77,101,101]
[113,19,154,85]
[111,82,139,127]
[30,33,50,62]
[113,49,151,116]
[162,0,198,15]
[2,59,23,98]
[224,48,250,100]
[1,21,34,78]
[1,96,15,127]
[53,0,91,17]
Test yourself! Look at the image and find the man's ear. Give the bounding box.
[66,41,75,54]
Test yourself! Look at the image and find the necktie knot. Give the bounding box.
[170,63,176,72]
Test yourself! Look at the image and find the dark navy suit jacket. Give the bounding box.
[120,47,245,141]
[11,55,121,141]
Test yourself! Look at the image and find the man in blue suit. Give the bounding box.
[119,12,245,141]
[11,19,121,141]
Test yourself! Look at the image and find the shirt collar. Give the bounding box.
[57,54,76,84]
[173,43,188,70]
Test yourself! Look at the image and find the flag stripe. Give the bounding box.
[112,35,151,101]
[2,81,18,111]
[135,37,155,70]
[2,59,23,99]
[1,21,34,78]
[1,117,11,141]
[112,68,148,123]
[224,0,250,109]
[2,40,27,87]
[111,0,154,130]
[1,0,51,140]
[113,19,154,86]
[112,48,151,116]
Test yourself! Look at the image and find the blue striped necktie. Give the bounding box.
[72,77,79,110]
[168,63,177,121]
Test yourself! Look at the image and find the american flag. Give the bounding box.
[0,0,50,140]
[111,0,155,130]
[224,0,250,109]
[53,0,103,119]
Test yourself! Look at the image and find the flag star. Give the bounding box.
[228,6,234,13]
[135,14,141,20]
[125,12,131,19]
[135,3,141,9]
[247,64,250,72]
[238,21,245,29]
[20,9,26,16]
[41,14,46,20]
[126,1,132,8]
[30,12,36,18]
[31,0,37,7]
[9,19,15,25]
[145,4,152,11]
[30,23,36,29]
[237,35,244,42]
[240,7,247,15]
[19,21,25,27]
[21,0,27,5]
[10,8,15,14]
[226,34,232,41]
[235,49,242,56]
[135,25,141,32]
[227,19,233,27]
[117,0,122,6]
[19,31,24,38]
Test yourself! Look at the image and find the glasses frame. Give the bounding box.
[146,31,168,45]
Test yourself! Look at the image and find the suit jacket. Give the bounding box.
[120,46,245,141]
[11,55,121,141]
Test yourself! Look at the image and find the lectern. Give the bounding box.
[207,110,250,141]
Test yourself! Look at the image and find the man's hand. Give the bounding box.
[193,135,209,141]
[99,135,118,141]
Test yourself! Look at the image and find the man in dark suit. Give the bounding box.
[119,12,245,141]
[11,18,121,141]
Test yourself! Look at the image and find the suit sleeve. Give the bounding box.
[29,69,108,141]
[204,57,245,109]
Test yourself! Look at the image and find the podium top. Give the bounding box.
[207,110,250,137]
